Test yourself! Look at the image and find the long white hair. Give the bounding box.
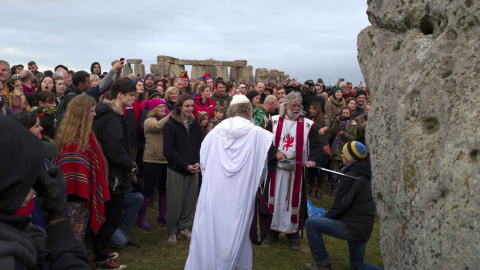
[279,91,302,116]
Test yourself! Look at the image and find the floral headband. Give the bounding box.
[39,106,55,118]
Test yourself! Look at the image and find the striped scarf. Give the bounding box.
[53,132,110,233]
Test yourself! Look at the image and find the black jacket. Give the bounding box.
[92,100,135,194]
[62,84,82,108]
[325,160,376,243]
[163,112,202,176]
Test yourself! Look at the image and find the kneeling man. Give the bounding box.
[304,141,383,270]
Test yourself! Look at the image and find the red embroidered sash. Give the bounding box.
[269,116,304,223]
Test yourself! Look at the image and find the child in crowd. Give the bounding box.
[198,111,210,139]
[206,105,225,135]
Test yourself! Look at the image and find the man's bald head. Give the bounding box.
[19,70,33,82]
[263,95,278,113]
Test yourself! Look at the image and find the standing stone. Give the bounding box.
[358,1,480,269]
[215,66,228,81]
[133,64,145,76]
[169,64,185,77]
[150,64,162,75]
[279,71,285,82]
[254,68,269,83]
[123,63,133,77]
[240,65,253,82]
[268,69,280,83]
[230,67,238,82]
[191,65,206,80]
[205,66,217,78]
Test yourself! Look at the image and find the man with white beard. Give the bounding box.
[185,95,273,270]
[264,91,323,251]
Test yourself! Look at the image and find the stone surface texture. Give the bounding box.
[191,65,206,80]
[169,64,185,77]
[126,59,142,64]
[255,68,269,83]
[358,1,480,269]
[215,66,228,80]
[268,69,280,82]
[133,64,145,76]
[123,63,133,76]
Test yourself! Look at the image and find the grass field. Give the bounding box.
[86,186,384,269]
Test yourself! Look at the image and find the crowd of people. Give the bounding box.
[0,59,380,270]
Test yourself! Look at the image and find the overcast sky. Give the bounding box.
[2,0,370,85]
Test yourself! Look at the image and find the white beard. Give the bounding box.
[286,109,300,120]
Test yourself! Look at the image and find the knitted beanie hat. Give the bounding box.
[343,141,367,162]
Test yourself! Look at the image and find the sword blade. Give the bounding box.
[296,162,360,180]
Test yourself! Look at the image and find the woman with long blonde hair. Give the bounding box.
[53,94,110,241]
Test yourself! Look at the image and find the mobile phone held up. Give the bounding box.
[120,58,125,64]
[340,78,345,81]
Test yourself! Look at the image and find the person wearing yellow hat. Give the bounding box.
[303,141,383,270]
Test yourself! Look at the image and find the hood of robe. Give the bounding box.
[215,116,258,177]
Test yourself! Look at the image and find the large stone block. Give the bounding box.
[215,66,228,81]
[358,1,480,269]
[205,66,217,78]
[133,64,145,76]
[191,65,206,80]
[268,69,280,83]
[126,59,142,64]
[238,65,253,82]
[169,64,185,77]
[254,68,269,83]
[123,63,133,76]
[279,71,285,82]
[157,55,177,63]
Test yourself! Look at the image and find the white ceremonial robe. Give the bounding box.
[185,116,273,270]
[269,115,313,234]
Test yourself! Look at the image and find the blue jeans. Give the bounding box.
[109,192,143,249]
[305,217,383,270]
[269,230,299,243]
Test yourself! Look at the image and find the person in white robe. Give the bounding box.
[263,91,323,251]
[185,95,273,270]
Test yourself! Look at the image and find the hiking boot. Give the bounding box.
[263,235,278,245]
[167,234,177,244]
[96,258,126,269]
[304,262,332,270]
[289,241,300,251]
[177,228,191,240]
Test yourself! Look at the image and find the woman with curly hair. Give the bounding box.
[53,94,110,241]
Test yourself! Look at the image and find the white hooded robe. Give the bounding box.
[185,116,273,270]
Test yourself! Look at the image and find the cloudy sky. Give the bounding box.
[2,0,370,85]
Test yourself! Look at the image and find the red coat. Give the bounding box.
[193,95,216,120]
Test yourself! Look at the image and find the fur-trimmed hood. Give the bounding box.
[94,99,123,120]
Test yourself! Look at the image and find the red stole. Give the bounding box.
[269,116,304,223]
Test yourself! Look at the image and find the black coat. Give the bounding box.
[163,113,202,176]
[325,160,376,243]
[92,100,135,194]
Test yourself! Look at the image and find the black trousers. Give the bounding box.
[307,152,330,188]
[142,162,167,197]
[91,193,125,261]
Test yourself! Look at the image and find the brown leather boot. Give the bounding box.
[309,187,317,198]
[316,186,323,199]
